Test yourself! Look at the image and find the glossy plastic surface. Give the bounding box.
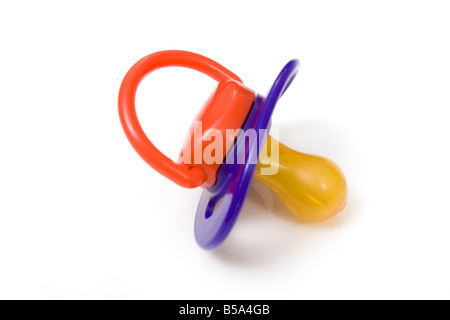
[254,136,347,222]
[194,60,300,249]
[179,79,255,188]
[118,50,247,188]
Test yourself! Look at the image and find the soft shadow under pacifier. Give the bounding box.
[118,50,347,250]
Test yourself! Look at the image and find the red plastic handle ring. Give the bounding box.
[118,50,243,188]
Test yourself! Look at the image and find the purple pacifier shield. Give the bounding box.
[194,60,300,249]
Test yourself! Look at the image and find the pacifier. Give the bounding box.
[118,50,347,249]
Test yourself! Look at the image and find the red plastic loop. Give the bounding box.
[118,50,243,188]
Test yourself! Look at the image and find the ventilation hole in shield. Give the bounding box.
[205,196,224,219]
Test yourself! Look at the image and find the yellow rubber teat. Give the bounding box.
[254,135,347,222]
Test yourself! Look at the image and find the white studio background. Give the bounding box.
[0,1,449,300]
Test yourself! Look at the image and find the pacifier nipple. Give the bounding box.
[254,135,347,222]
